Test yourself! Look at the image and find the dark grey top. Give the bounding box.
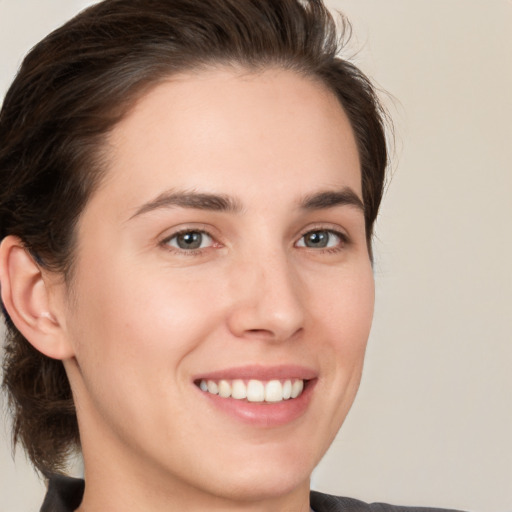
[40,474,466,512]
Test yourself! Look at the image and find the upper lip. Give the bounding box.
[192,364,317,382]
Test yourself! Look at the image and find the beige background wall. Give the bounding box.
[1,1,511,511]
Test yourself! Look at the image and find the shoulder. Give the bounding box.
[310,491,467,512]
[40,475,85,512]
[41,478,468,512]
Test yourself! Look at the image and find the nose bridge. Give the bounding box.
[226,244,305,341]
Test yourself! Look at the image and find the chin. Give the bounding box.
[200,444,318,503]
[212,467,311,504]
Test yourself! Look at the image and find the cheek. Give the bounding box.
[68,260,225,377]
[315,263,374,345]
[64,263,225,440]
[312,263,375,391]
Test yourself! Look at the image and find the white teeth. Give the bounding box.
[291,379,304,399]
[247,380,265,402]
[264,380,283,402]
[282,380,292,400]
[231,379,247,399]
[218,379,231,398]
[198,378,306,402]
[207,380,219,394]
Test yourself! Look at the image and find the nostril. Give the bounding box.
[242,326,303,342]
[245,328,277,339]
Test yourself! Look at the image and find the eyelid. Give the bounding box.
[296,223,349,241]
[157,222,350,256]
[294,225,350,250]
[159,224,222,255]
[158,223,216,242]
[166,230,213,249]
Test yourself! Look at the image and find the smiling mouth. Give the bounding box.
[196,378,306,403]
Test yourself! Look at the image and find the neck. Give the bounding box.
[77,465,312,512]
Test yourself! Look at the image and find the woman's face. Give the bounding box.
[59,68,374,505]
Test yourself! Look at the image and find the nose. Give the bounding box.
[226,252,305,342]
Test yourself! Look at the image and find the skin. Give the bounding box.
[5,68,375,511]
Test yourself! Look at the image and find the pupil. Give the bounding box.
[306,231,328,248]
[177,232,202,249]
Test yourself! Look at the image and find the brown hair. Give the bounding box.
[0,0,388,477]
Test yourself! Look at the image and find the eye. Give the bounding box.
[295,229,344,249]
[164,230,214,251]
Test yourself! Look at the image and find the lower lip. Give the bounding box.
[197,380,316,427]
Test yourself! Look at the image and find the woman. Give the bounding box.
[0,1,462,511]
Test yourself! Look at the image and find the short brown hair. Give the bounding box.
[0,0,388,477]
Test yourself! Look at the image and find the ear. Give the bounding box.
[0,235,75,360]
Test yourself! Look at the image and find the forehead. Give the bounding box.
[92,68,361,218]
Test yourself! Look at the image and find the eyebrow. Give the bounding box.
[129,186,364,220]
[299,188,365,213]
[130,190,243,219]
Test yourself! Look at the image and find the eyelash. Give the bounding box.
[160,226,349,256]
[160,228,217,256]
[296,227,349,253]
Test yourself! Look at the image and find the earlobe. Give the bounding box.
[0,235,75,360]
